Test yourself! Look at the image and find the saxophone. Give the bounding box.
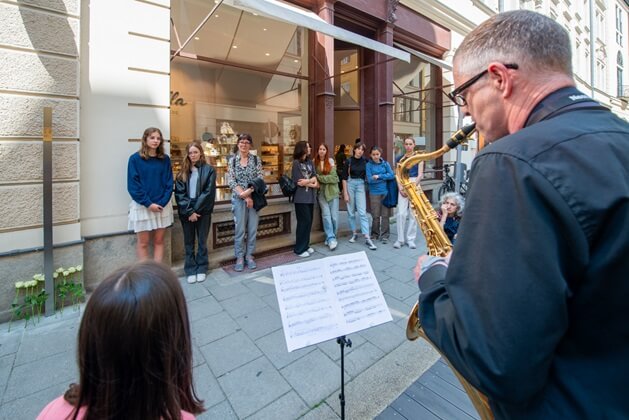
[396,123,494,420]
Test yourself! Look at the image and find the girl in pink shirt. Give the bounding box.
[37,261,204,420]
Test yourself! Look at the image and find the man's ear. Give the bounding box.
[487,62,514,98]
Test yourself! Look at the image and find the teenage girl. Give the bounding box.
[175,142,217,284]
[37,261,204,419]
[315,144,340,250]
[127,127,174,262]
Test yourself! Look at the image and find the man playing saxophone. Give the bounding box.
[414,10,629,419]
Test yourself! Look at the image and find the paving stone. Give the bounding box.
[199,331,262,377]
[193,362,225,409]
[0,332,21,357]
[246,390,309,420]
[180,278,211,302]
[359,321,406,354]
[218,356,291,418]
[187,295,223,323]
[0,381,68,420]
[384,294,413,323]
[192,343,204,368]
[340,341,385,378]
[380,279,420,301]
[235,306,282,341]
[243,275,276,297]
[3,351,77,403]
[222,293,268,318]
[280,349,340,407]
[14,321,78,366]
[191,311,240,347]
[317,334,366,362]
[385,265,417,283]
[205,280,250,302]
[197,399,238,420]
[255,329,314,370]
[299,402,340,420]
[261,293,280,313]
[0,354,15,403]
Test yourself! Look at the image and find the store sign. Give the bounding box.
[170,91,187,106]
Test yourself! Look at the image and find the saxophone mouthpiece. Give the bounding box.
[446,122,477,149]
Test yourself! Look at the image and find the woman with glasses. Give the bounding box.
[227,133,263,271]
[292,141,319,257]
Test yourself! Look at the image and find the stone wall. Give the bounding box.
[0,0,81,320]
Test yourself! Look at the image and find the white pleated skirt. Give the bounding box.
[128,200,173,233]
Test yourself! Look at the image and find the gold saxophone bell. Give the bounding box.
[396,123,494,420]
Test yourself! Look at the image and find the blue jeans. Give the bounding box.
[347,178,369,236]
[232,196,259,258]
[318,194,339,243]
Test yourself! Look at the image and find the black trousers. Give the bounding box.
[180,213,212,275]
[294,203,314,254]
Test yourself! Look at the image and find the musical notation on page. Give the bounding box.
[272,251,392,352]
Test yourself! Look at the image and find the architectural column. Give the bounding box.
[376,22,395,161]
[310,0,336,151]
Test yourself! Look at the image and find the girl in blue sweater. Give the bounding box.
[366,146,395,243]
[127,127,173,262]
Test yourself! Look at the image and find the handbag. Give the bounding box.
[279,174,297,201]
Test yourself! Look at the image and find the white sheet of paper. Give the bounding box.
[272,251,392,352]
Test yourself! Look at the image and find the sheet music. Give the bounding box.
[272,251,392,352]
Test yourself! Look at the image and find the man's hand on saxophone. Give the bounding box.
[413,253,451,285]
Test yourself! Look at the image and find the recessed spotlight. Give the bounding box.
[263,28,267,31]
[265,52,270,56]
[354,65,358,69]
[341,70,345,73]
[194,36,200,40]
[215,14,219,18]
[232,45,238,48]
[253,13,258,16]
[293,59,299,63]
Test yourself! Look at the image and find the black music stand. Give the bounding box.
[337,335,352,420]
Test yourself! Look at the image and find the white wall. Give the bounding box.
[80,0,171,237]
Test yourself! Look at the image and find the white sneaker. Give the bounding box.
[297,251,310,257]
[366,238,377,250]
[196,273,206,283]
[349,233,357,243]
[329,240,338,250]
[307,247,315,254]
[186,275,197,284]
[408,241,417,249]
[393,241,403,249]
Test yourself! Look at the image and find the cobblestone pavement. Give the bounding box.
[0,231,440,419]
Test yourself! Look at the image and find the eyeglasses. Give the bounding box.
[446,63,518,107]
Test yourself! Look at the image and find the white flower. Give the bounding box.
[76,265,83,272]
[68,267,76,274]
[63,271,70,277]
[34,274,45,282]
[53,272,59,279]
[27,280,38,288]
[15,281,25,289]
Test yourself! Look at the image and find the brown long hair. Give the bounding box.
[176,141,207,182]
[139,127,165,159]
[69,261,204,419]
[315,144,332,175]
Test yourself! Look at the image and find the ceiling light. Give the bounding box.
[265,52,270,56]
[293,59,299,63]
[253,13,258,16]
[263,28,267,31]
[194,36,200,40]
[215,14,219,17]
[232,45,238,48]
[341,70,345,73]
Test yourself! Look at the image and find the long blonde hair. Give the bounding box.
[176,142,207,182]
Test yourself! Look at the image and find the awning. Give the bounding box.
[394,43,452,71]
[224,0,411,63]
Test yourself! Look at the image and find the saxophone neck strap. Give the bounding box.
[524,87,609,128]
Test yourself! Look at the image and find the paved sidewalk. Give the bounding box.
[0,232,440,419]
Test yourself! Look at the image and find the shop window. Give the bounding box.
[335,49,360,108]
[171,0,308,203]
[392,56,437,176]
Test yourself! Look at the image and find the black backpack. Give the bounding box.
[279,174,297,201]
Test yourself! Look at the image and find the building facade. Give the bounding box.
[1,0,627,319]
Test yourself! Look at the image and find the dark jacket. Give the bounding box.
[418,87,629,419]
[248,177,268,211]
[174,163,216,217]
